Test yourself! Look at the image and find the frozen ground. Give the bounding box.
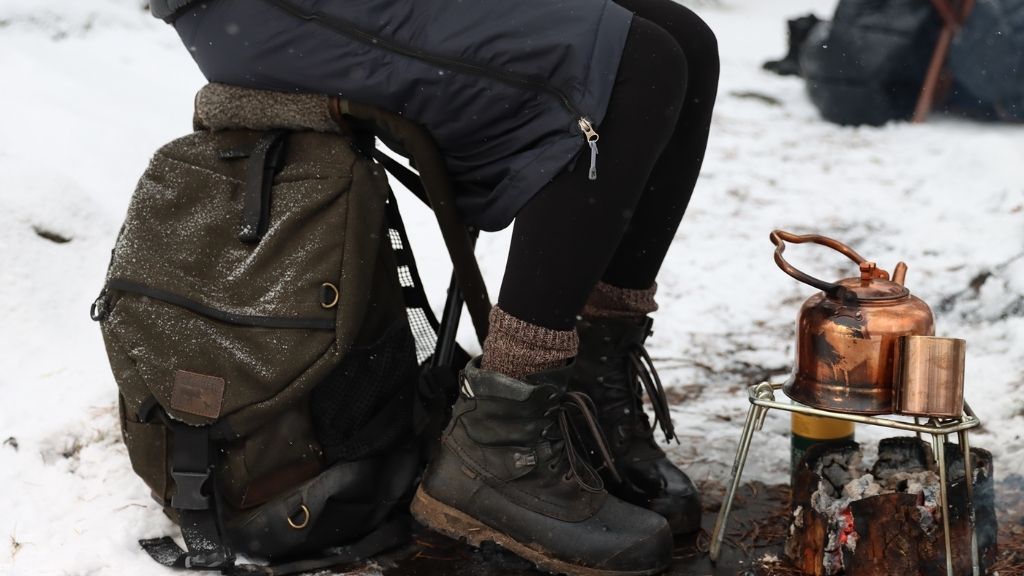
[1,0,1021,574]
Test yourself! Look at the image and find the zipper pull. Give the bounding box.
[578,118,600,181]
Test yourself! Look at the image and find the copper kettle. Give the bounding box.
[771,230,934,414]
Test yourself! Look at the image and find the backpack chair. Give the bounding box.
[90,83,490,575]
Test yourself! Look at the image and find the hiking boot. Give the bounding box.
[762,14,821,77]
[411,358,673,576]
[570,316,701,535]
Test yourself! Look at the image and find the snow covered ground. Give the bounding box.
[1,0,1021,574]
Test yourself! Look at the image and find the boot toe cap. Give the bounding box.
[602,514,673,573]
[650,490,702,535]
[650,458,702,534]
[616,457,703,535]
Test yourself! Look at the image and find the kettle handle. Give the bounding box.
[770,230,867,298]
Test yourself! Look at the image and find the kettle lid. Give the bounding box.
[831,262,909,302]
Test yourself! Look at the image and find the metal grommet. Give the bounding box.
[287,504,310,530]
[320,282,339,309]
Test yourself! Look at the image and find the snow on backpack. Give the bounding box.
[90,84,489,574]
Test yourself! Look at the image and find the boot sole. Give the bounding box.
[410,487,669,576]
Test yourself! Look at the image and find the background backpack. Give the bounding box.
[800,0,941,126]
[90,84,489,574]
[949,0,1024,121]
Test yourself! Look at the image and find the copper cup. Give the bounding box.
[894,335,966,417]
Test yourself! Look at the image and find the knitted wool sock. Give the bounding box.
[581,281,659,319]
[481,306,579,380]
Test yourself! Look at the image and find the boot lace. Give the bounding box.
[544,391,623,492]
[605,345,677,444]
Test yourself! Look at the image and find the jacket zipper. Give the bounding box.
[264,0,602,179]
[106,279,335,331]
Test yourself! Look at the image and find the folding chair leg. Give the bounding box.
[432,231,480,370]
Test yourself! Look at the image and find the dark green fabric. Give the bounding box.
[98,125,415,560]
[103,129,392,428]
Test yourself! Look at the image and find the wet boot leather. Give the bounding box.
[571,316,701,535]
[411,358,673,576]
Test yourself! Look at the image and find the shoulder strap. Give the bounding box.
[372,149,430,208]
[383,188,438,322]
[331,97,490,345]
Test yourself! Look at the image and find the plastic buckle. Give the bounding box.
[170,470,212,510]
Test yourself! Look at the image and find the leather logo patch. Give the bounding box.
[170,370,226,419]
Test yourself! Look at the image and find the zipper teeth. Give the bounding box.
[109,279,335,331]
[265,0,587,122]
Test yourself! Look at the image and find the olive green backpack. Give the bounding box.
[90,84,489,574]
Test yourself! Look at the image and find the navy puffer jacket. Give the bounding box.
[160,0,633,231]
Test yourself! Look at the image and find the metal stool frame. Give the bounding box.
[708,381,982,576]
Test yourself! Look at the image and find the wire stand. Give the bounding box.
[708,381,982,576]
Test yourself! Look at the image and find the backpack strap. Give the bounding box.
[383,190,438,323]
[383,191,464,450]
[373,149,431,208]
[136,401,234,570]
[138,403,408,574]
[330,97,491,345]
[235,130,288,243]
[374,144,477,359]
[223,516,409,576]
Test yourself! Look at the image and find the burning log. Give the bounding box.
[785,437,996,575]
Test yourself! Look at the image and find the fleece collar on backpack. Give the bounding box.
[194,82,345,134]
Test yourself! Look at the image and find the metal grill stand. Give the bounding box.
[708,381,983,576]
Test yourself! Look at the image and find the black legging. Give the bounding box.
[498,0,720,330]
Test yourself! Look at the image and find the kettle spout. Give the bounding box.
[893,262,908,286]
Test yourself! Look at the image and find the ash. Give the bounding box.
[808,439,941,575]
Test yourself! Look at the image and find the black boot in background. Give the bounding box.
[571,316,702,535]
[412,358,673,576]
[763,13,821,77]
